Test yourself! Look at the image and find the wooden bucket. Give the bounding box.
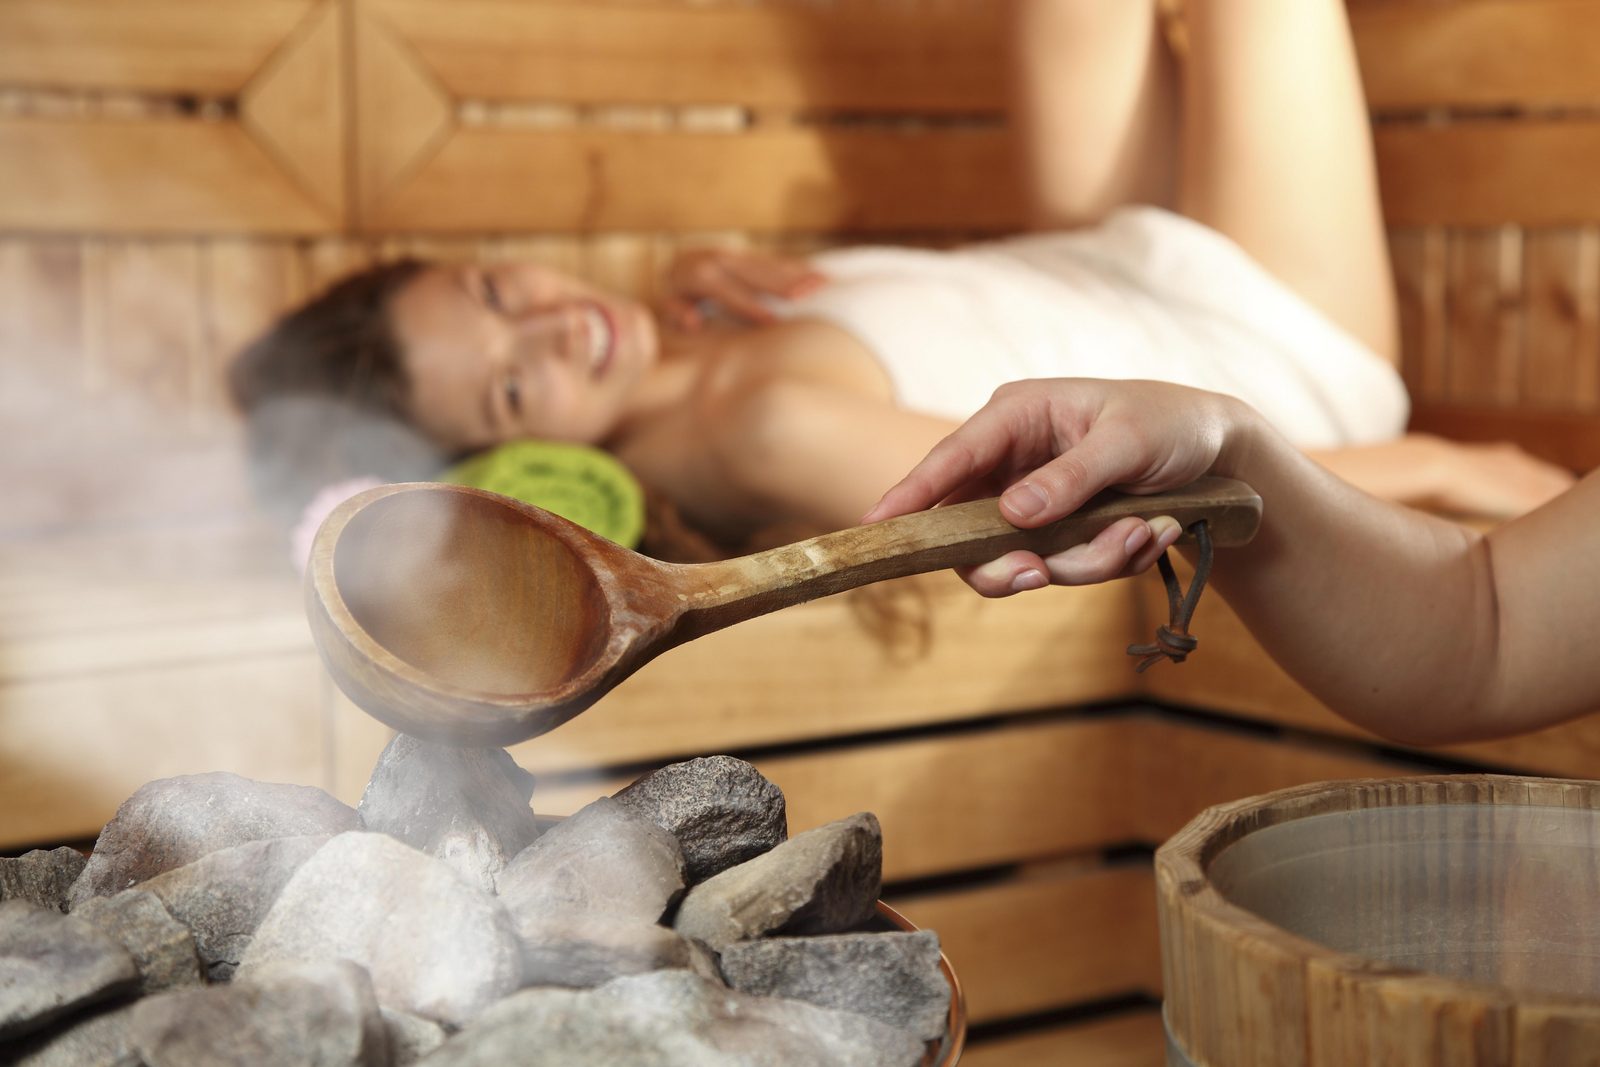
[1157,775,1600,1067]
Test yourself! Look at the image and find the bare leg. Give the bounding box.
[1178,0,1398,362]
[1008,0,1178,229]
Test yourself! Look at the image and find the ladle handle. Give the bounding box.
[682,476,1261,634]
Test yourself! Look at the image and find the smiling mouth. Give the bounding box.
[579,302,617,379]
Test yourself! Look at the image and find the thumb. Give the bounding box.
[997,428,1140,526]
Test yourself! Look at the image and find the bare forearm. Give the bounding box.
[868,378,1599,743]
[1208,401,1501,743]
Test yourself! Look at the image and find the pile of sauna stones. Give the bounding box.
[0,742,951,1066]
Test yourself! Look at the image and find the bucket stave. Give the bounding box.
[1157,775,1600,1067]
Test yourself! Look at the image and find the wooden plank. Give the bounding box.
[1409,402,1600,472]
[0,237,270,531]
[4,615,313,686]
[1352,1,1600,112]
[1389,228,1449,402]
[364,126,1023,234]
[301,239,376,294]
[352,4,453,222]
[375,235,480,263]
[1376,120,1600,228]
[962,1009,1166,1067]
[1445,228,1522,406]
[584,234,671,306]
[0,0,315,96]
[1523,228,1600,410]
[0,653,327,848]
[529,713,1411,883]
[0,117,332,235]
[324,577,1136,791]
[202,239,306,386]
[1139,567,1600,779]
[240,0,348,223]
[101,241,206,414]
[1138,577,1373,745]
[0,430,260,534]
[0,524,300,644]
[367,0,1007,113]
[764,720,1136,882]
[81,238,109,392]
[481,235,587,277]
[1125,716,1420,843]
[529,717,1139,882]
[889,865,1160,1025]
[334,575,1134,799]
[0,238,84,445]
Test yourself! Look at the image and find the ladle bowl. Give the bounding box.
[307,478,1261,746]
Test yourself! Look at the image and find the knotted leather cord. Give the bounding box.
[1127,519,1213,673]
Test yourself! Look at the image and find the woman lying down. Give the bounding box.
[228,0,1570,553]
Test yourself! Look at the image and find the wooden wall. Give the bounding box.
[1354,0,1600,464]
[3,3,1600,1064]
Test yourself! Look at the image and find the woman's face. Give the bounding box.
[388,262,659,452]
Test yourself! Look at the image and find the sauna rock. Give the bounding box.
[135,833,331,981]
[382,1007,447,1065]
[238,832,523,1027]
[413,969,923,1067]
[496,796,685,925]
[3,758,946,1065]
[71,890,202,995]
[614,755,788,884]
[66,772,360,907]
[515,912,716,989]
[127,959,387,1067]
[719,931,949,1041]
[674,812,884,950]
[358,733,540,894]
[3,1000,141,1067]
[0,901,138,1041]
[0,848,86,912]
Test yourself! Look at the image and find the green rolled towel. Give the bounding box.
[443,440,646,549]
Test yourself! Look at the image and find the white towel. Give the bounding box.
[778,206,1407,449]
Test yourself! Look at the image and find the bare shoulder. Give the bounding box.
[695,318,894,404]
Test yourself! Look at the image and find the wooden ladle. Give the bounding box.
[307,478,1261,746]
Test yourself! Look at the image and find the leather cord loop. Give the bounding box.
[1127,520,1213,673]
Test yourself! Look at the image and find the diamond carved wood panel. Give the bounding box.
[349,0,1021,235]
[0,0,348,234]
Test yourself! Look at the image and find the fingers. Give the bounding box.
[667,250,826,329]
[862,394,1043,523]
[726,254,826,300]
[864,378,1212,526]
[963,551,1053,597]
[862,437,997,523]
[996,420,1149,526]
[660,296,703,332]
[960,515,1185,597]
[703,277,779,327]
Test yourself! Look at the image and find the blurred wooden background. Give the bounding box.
[2,0,1597,542]
[2,2,1599,1064]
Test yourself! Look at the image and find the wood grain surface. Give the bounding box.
[1160,777,1600,1067]
[5,5,1600,1065]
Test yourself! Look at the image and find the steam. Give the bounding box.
[242,394,446,532]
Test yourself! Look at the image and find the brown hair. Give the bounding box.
[228,258,428,421]
[227,259,443,525]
